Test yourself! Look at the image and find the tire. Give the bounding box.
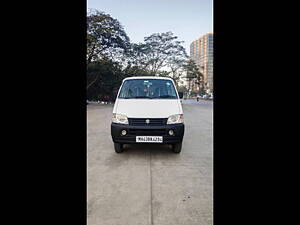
[172,142,182,153]
[114,143,124,153]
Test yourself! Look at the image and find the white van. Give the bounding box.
[111,76,185,153]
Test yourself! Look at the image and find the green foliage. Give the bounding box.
[184,59,202,79]
[183,59,204,91]
[125,32,187,75]
[87,59,124,101]
[122,63,152,77]
[177,85,188,93]
[199,89,206,96]
[86,9,130,100]
[86,9,191,101]
[87,9,130,64]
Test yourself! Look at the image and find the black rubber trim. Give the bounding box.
[111,123,184,144]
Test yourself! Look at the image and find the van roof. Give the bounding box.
[123,76,173,81]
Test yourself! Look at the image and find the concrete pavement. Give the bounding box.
[87,99,213,225]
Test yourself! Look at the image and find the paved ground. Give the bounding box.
[87,99,213,225]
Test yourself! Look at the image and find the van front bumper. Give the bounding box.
[111,123,184,144]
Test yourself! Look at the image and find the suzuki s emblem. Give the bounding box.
[145,119,150,124]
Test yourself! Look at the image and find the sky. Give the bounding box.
[87,0,213,55]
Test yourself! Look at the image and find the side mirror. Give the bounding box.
[178,92,183,99]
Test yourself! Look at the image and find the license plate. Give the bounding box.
[136,136,163,143]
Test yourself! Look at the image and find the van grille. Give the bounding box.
[128,118,167,126]
[128,129,166,136]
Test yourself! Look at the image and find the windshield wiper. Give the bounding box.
[133,96,152,99]
[153,95,176,99]
[122,96,151,99]
[124,96,175,99]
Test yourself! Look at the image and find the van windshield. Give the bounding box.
[118,79,178,99]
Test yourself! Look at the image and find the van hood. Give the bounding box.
[114,99,182,118]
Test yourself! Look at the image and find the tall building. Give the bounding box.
[190,32,213,92]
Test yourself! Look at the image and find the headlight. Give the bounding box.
[167,114,184,124]
[112,113,128,124]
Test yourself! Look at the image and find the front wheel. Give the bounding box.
[172,142,182,153]
[114,143,124,153]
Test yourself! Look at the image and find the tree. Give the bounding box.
[167,57,187,87]
[87,9,130,64]
[87,9,130,91]
[183,59,204,93]
[86,10,191,100]
[128,32,187,75]
[125,43,150,71]
[122,63,151,77]
[177,85,188,93]
[87,59,124,101]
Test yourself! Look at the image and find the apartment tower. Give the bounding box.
[190,32,213,92]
